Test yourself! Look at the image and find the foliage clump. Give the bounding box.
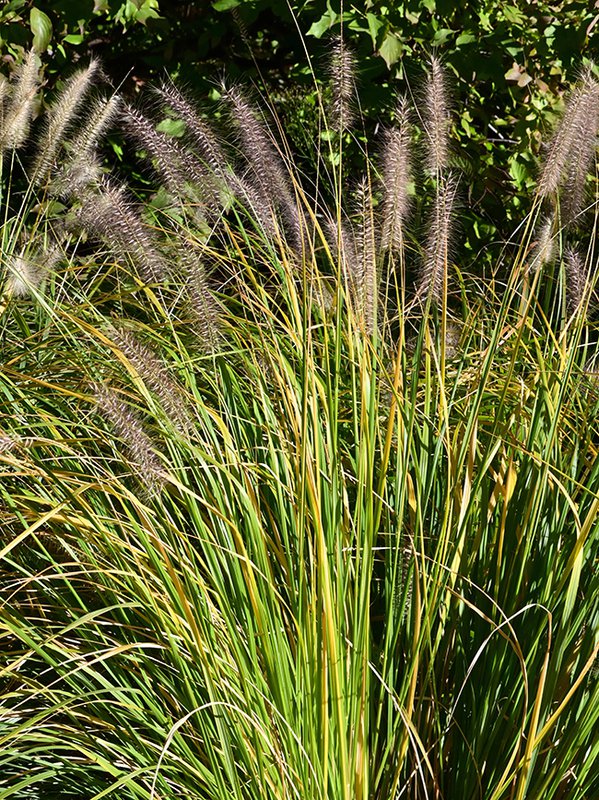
[1,41,599,800]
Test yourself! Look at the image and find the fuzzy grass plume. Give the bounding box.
[537,65,599,209]
[424,55,450,176]
[122,103,211,210]
[54,94,121,197]
[108,324,194,436]
[93,382,166,492]
[32,60,100,185]
[380,96,411,255]
[328,33,357,132]
[75,180,169,283]
[418,172,458,304]
[0,50,40,152]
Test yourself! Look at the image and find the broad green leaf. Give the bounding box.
[156,117,186,137]
[378,30,403,68]
[135,0,161,24]
[307,9,337,38]
[504,4,525,24]
[213,0,241,10]
[1,0,27,17]
[456,32,476,45]
[366,12,384,46]
[509,158,528,188]
[30,7,52,52]
[433,27,454,46]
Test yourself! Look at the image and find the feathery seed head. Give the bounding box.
[354,176,378,334]
[32,60,101,185]
[75,180,169,283]
[0,74,9,113]
[3,240,62,299]
[4,254,41,298]
[424,56,450,176]
[123,103,222,218]
[54,94,121,197]
[123,104,197,191]
[93,382,166,492]
[328,34,357,132]
[564,246,587,316]
[175,240,222,350]
[223,82,299,240]
[108,325,194,436]
[75,93,122,159]
[419,172,458,304]
[538,66,599,202]
[53,154,103,198]
[0,50,41,151]
[528,216,555,274]
[380,96,412,254]
[155,82,230,181]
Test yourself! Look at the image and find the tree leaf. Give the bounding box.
[307,9,338,38]
[433,28,454,46]
[378,30,403,68]
[30,7,52,52]
[456,32,476,45]
[156,117,186,137]
[212,0,240,10]
[366,12,384,47]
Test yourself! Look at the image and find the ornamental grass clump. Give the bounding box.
[1,43,599,800]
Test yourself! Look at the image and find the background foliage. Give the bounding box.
[1,0,598,265]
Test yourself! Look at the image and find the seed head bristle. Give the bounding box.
[564,246,587,316]
[176,240,222,350]
[355,176,378,334]
[418,172,458,304]
[32,60,100,185]
[156,85,241,216]
[381,96,412,254]
[93,382,165,493]
[55,94,121,197]
[155,82,230,181]
[559,71,599,225]
[122,105,204,198]
[538,66,599,201]
[3,241,60,298]
[0,74,9,117]
[109,325,194,436]
[224,83,299,241]
[424,56,450,176]
[528,215,555,274]
[75,180,169,283]
[4,253,42,298]
[0,50,40,151]
[328,34,356,132]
